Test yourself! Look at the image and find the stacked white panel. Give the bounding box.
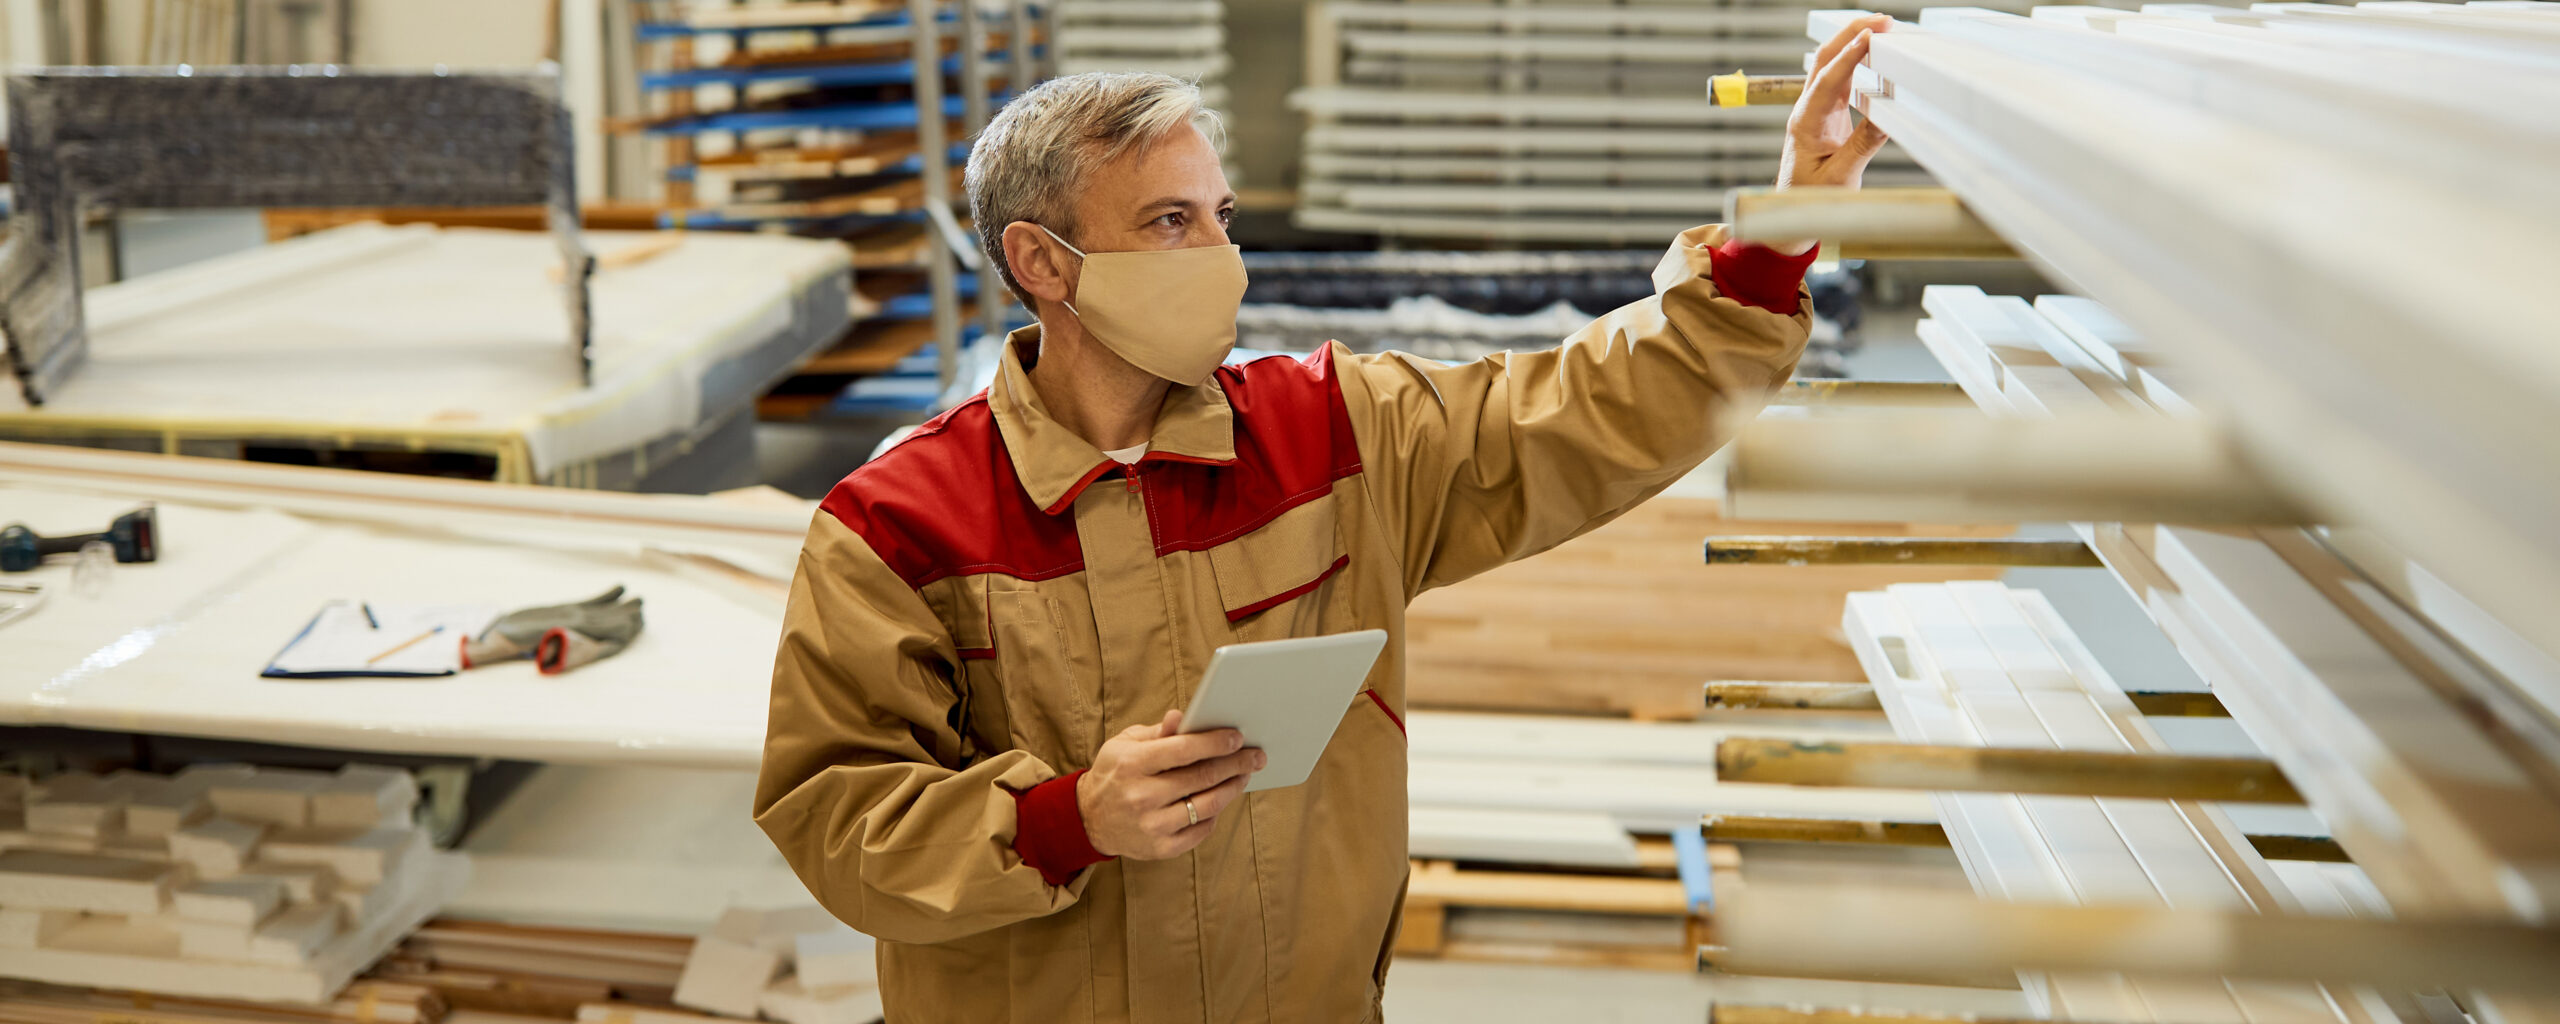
[1292,0,2103,243]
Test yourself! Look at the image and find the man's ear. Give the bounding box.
[1001,221,1076,306]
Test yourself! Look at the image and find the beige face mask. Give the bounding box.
[1040,224,1247,386]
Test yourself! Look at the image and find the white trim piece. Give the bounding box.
[1291,87,1793,126]
[1293,206,1706,244]
[1306,124,1790,157]
[1053,0,1223,22]
[1331,183,1724,215]
[1406,806,1642,869]
[1408,756,1938,835]
[1341,31,1808,65]
[1305,153,1786,185]
[1328,2,1817,34]
[1407,710,1885,769]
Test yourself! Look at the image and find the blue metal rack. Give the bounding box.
[640,0,1051,417]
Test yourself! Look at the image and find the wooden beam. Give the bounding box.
[1403,859,1690,917]
[1772,379,1973,408]
[1713,1006,2093,1024]
[1725,412,2307,525]
[1714,738,2305,803]
[1714,885,2560,993]
[1705,680,2224,716]
[1727,186,2018,260]
[1700,814,1949,847]
[1702,681,1881,712]
[2125,689,2230,718]
[1702,536,2101,567]
[1698,813,2348,862]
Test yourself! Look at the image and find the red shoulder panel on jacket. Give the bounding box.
[1147,348,1365,555]
[819,396,1085,590]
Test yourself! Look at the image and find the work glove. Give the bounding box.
[461,586,644,675]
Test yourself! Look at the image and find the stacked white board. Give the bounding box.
[1289,0,2105,243]
[0,764,467,1003]
[1053,0,1232,155]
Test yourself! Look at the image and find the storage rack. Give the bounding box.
[632,0,1052,418]
[1696,5,2560,1022]
[1291,0,2143,245]
[1053,0,1231,130]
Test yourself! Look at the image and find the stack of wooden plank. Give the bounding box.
[1707,282,2560,1020]
[0,765,467,1003]
[1404,495,2009,719]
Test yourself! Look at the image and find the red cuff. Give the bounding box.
[1709,238,1820,316]
[1012,770,1111,885]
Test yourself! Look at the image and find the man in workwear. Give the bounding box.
[757,16,1895,1022]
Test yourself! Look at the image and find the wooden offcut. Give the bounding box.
[1715,738,2305,803]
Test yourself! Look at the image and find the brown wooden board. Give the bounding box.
[1403,498,2008,719]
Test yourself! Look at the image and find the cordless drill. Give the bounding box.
[0,506,158,573]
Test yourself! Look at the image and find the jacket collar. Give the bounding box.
[990,325,1237,514]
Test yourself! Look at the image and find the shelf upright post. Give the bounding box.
[1010,0,1037,96]
[910,0,963,396]
[960,0,1008,351]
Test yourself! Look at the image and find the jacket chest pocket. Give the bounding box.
[1208,497,1351,645]
[972,585,1105,770]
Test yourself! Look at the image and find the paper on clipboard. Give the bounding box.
[263,600,500,679]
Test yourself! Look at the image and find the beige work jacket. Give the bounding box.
[756,225,1809,1022]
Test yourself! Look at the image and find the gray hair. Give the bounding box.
[965,72,1224,306]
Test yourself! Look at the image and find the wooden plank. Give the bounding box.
[1704,681,1883,713]
[1405,859,1687,917]
[1730,187,2017,259]
[1704,536,2100,567]
[1773,379,1974,408]
[1725,413,2306,525]
[1407,498,2009,719]
[1696,811,2342,861]
[1701,815,1950,847]
[1715,885,2560,994]
[1715,738,2304,803]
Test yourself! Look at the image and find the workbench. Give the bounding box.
[0,222,852,489]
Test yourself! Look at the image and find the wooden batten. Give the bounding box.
[1714,738,2305,804]
[1772,380,1974,408]
[1716,885,2560,994]
[1726,186,2019,260]
[1700,814,1949,847]
[1698,812,2346,862]
[1703,536,2102,567]
[1703,681,1883,712]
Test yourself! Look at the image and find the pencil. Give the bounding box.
[362,602,379,629]
[366,625,445,666]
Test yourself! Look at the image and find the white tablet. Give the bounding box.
[1179,629,1391,792]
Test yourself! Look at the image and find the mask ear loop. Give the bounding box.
[1035,224,1088,318]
